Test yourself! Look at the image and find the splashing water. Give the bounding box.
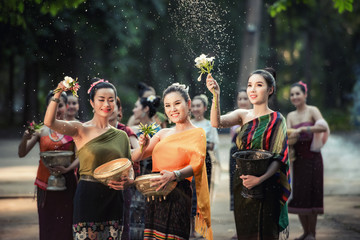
[168,0,236,82]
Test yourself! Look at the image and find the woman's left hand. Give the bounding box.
[150,170,176,192]
[108,176,134,190]
[240,175,261,189]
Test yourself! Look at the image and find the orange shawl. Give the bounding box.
[152,128,213,240]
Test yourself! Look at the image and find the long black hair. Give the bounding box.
[139,95,161,118]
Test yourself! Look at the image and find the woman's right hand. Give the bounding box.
[206,73,220,95]
[138,133,150,151]
[23,129,34,140]
[55,81,67,93]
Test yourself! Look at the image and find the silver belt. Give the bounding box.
[79,175,99,183]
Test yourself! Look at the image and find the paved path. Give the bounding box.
[1,134,360,239]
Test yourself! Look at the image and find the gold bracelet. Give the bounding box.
[51,97,60,103]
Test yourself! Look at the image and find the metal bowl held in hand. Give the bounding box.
[232,149,273,199]
[134,173,177,202]
[93,158,133,186]
[40,150,74,191]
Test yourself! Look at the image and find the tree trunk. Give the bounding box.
[237,0,262,90]
[304,31,313,103]
[22,60,39,124]
[267,14,279,111]
[6,56,15,125]
[143,31,154,86]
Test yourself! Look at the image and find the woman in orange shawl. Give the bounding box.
[132,83,213,240]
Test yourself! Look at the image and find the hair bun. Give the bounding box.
[264,67,276,80]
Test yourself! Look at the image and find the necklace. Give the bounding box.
[49,128,64,142]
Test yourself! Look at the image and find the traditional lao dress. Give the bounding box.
[234,112,291,239]
[144,128,213,240]
[73,127,131,240]
[288,122,324,214]
[36,128,77,240]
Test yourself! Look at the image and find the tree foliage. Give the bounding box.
[0,0,359,131]
[0,0,85,27]
[268,0,354,17]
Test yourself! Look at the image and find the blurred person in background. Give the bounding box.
[127,82,167,128]
[65,93,80,121]
[109,96,139,240]
[18,91,78,240]
[287,81,330,240]
[228,89,252,240]
[190,93,219,238]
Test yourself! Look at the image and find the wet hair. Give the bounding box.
[249,67,276,98]
[88,77,117,101]
[193,94,209,108]
[46,90,68,105]
[162,83,190,102]
[291,81,307,94]
[138,82,155,98]
[139,95,161,118]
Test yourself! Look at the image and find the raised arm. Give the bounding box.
[131,130,161,162]
[206,74,246,128]
[18,130,40,158]
[206,74,221,127]
[44,82,82,137]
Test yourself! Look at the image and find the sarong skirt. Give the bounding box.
[144,180,192,240]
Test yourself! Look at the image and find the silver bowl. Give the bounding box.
[40,150,74,191]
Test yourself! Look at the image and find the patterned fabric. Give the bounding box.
[229,143,238,211]
[73,127,131,240]
[73,220,122,240]
[144,180,191,240]
[288,122,324,214]
[236,112,291,204]
[235,112,291,237]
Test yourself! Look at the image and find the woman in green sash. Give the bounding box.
[206,68,291,239]
[44,78,133,240]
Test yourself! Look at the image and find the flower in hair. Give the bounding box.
[298,81,308,94]
[147,95,156,103]
[87,79,109,94]
[172,83,189,93]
